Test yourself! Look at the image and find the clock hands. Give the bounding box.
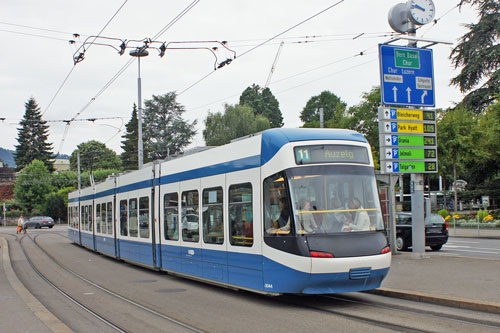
[411,3,426,12]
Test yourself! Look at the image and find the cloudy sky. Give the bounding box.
[0,0,477,156]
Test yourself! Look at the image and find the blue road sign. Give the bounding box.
[379,44,435,107]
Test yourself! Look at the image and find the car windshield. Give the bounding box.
[397,214,445,225]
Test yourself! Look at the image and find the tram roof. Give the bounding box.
[260,128,367,165]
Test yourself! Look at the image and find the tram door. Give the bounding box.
[160,182,181,272]
[225,169,262,290]
[179,179,202,276]
[200,175,228,283]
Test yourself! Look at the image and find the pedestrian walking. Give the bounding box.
[17,215,25,234]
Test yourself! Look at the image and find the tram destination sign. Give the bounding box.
[379,44,435,107]
[294,145,370,165]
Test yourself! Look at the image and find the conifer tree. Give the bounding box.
[142,92,196,161]
[14,98,54,172]
[450,0,500,112]
[120,104,139,170]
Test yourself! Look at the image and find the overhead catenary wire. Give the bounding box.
[55,0,202,156]
[178,0,346,96]
[186,48,377,113]
[41,0,129,118]
[420,4,460,37]
[0,21,85,36]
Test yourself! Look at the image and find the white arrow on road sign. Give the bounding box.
[406,87,412,103]
[393,86,398,102]
[421,90,428,103]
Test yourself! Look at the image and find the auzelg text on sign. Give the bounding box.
[379,44,435,107]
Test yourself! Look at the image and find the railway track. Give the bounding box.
[6,230,500,332]
[16,233,206,333]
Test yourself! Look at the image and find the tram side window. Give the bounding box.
[81,207,85,230]
[181,190,199,242]
[263,172,292,235]
[129,198,138,237]
[120,200,128,236]
[88,205,93,231]
[99,203,105,234]
[139,197,149,238]
[229,183,253,247]
[85,205,89,231]
[96,204,101,233]
[107,202,113,235]
[163,193,179,241]
[202,187,223,245]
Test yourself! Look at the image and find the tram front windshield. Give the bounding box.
[263,165,385,235]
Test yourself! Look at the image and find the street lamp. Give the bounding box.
[130,48,149,169]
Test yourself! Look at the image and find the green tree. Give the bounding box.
[463,98,500,184]
[437,107,476,211]
[239,84,283,127]
[14,98,54,172]
[450,0,500,112]
[50,170,77,190]
[142,92,196,161]
[14,159,53,213]
[43,192,66,221]
[120,104,139,170]
[69,141,122,172]
[203,104,271,146]
[343,87,381,149]
[300,91,347,126]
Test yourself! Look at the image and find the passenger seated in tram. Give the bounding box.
[326,195,348,232]
[294,199,326,234]
[342,197,370,232]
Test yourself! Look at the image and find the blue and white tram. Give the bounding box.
[68,128,391,294]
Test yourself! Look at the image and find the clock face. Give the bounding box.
[408,0,435,25]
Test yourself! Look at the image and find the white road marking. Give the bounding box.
[444,245,500,251]
[442,248,498,254]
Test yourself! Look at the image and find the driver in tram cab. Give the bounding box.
[342,197,370,232]
[268,197,291,234]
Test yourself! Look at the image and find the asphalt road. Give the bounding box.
[438,237,500,259]
[5,226,500,332]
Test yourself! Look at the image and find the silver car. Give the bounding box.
[25,216,55,229]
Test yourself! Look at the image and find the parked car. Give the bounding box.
[395,213,449,251]
[25,216,55,229]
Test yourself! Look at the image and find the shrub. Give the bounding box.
[477,209,489,222]
[438,209,449,219]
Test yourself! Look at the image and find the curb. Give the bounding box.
[366,287,500,314]
[1,237,72,333]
